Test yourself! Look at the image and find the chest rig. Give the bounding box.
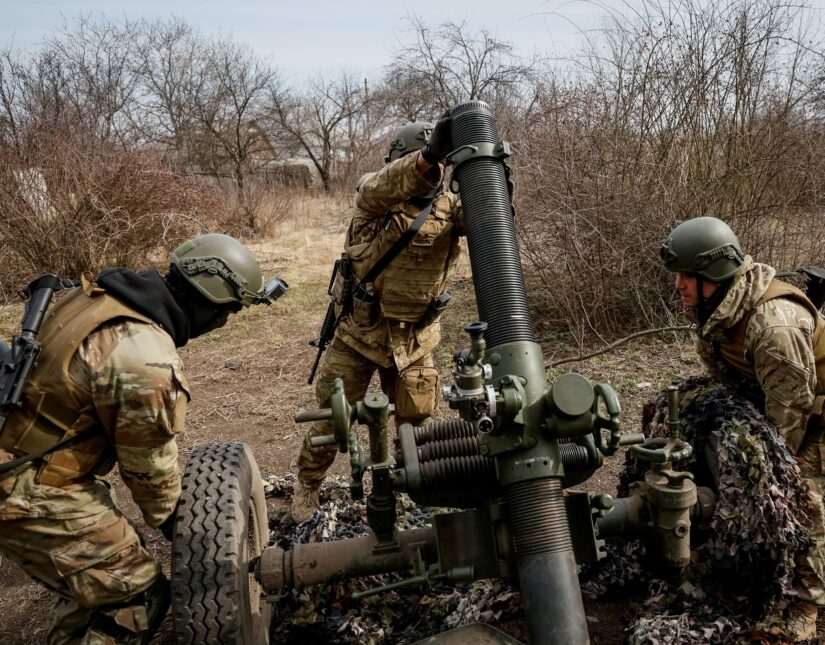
[0,284,153,486]
[346,192,460,324]
[716,279,825,395]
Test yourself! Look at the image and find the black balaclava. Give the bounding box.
[162,264,241,341]
[97,265,240,347]
[97,267,191,346]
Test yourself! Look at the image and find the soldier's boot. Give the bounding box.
[785,600,818,642]
[291,480,321,524]
[82,575,171,644]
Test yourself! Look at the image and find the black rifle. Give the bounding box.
[0,275,110,480]
[307,299,339,385]
[308,258,351,385]
[0,275,69,431]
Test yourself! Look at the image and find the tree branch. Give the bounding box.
[546,325,693,369]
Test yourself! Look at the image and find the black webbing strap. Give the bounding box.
[356,200,434,291]
[0,430,94,479]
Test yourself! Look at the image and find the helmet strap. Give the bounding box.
[696,275,732,325]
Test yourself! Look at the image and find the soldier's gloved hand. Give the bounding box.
[158,514,175,542]
[421,110,453,165]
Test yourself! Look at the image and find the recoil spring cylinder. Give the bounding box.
[417,436,480,462]
[413,419,476,444]
[415,420,591,470]
[420,455,497,490]
[557,441,590,468]
[506,478,571,556]
[450,100,535,349]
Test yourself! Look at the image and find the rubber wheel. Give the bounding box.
[171,442,271,644]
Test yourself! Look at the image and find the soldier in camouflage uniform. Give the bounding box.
[660,216,825,640]
[0,234,284,644]
[292,116,463,523]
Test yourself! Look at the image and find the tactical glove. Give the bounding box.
[421,111,453,165]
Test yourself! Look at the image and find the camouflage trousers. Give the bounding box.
[795,431,825,606]
[296,337,439,487]
[0,466,160,644]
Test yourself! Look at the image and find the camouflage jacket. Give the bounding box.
[0,318,189,525]
[694,256,819,452]
[336,152,463,370]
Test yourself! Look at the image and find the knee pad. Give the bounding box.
[84,575,170,644]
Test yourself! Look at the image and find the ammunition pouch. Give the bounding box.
[395,365,440,423]
[330,256,353,313]
[351,283,379,328]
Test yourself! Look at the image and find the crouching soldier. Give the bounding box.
[0,234,286,644]
[660,217,825,641]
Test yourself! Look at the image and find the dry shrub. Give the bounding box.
[211,172,299,238]
[0,132,218,299]
[514,0,825,344]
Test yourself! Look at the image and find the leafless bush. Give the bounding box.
[0,130,218,299]
[515,0,825,344]
[210,172,297,238]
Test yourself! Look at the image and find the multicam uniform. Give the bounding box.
[693,256,825,604]
[297,151,463,486]
[0,283,188,644]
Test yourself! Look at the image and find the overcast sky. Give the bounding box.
[0,0,641,81]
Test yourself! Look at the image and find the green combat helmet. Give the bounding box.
[171,233,288,306]
[660,216,744,282]
[385,122,434,163]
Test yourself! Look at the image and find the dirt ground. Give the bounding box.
[0,207,760,644]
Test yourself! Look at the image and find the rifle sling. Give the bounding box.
[0,429,95,479]
[356,200,434,291]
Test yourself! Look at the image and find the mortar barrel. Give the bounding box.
[450,100,535,349]
[506,478,590,644]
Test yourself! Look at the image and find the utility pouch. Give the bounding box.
[330,256,353,308]
[415,291,452,330]
[395,365,440,423]
[351,283,379,327]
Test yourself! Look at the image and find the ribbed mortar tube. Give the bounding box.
[450,100,535,349]
[506,478,590,644]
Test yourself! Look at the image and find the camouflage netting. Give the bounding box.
[584,376,815,644]
[264,474,523,644]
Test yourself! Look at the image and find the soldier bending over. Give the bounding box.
[660,217,825,641]
[0,234,284,644]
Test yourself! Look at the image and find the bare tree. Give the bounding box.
[191,38,280,230]
[384,17,534,120]
[132,18,208,165]
[0,16,142,151]
[42,16,141,146]
[268,71,368,192]
[516,0,825,342]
